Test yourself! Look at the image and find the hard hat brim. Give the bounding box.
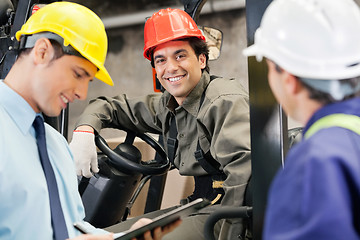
[95,65,113,86]
[243,44,264,62]
[242,45,256,56]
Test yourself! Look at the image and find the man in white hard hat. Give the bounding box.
[244,0,360,239]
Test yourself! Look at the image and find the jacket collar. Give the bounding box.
[166,71,211,117]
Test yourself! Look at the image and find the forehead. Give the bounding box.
[64,55,97,75]
[153,40,193,56]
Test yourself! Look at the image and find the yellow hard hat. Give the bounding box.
[15,2,113,86]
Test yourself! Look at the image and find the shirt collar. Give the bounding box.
[303,97,360,136]
[166,71,211,116]
[0,81,38,135]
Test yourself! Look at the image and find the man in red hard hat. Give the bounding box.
[71,8,251,239]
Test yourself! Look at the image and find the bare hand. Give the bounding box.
[67,233,113,240]
[130,218,182,240]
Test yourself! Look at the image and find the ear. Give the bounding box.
[285,72,302,95]
[32,38,54,65]
[198,53,206,69]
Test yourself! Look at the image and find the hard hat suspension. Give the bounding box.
[19,32,85,60]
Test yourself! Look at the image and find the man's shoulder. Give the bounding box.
[286,127,360,169]
[205,76,249,101]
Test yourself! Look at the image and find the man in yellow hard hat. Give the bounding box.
[0,2,179,240]
[71,8,251,240]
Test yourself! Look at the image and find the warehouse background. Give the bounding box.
[67,0,248,138]
[67,0,360,138]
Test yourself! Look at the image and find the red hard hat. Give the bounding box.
[143,8,205,60]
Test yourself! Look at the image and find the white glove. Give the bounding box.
[69,129,98,178]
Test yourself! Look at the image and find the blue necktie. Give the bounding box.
[33,116,69,240]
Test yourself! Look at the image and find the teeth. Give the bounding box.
[61,95,69,103]
[168,76,182,82]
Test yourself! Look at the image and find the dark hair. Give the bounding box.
[272,61,360,104]
[300,77,360,104]
[299,80,337,104]
[150,37,210,73]
[17,39,65,61]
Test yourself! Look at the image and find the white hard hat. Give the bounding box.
[243,0,360,80]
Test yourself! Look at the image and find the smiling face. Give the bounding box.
[32,55,97,116]
[153,40,206,105]
[18,38,98,117]
[4,37,97,117]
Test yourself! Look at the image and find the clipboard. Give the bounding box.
[114,198,210,240]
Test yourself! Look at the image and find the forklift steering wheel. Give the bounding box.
[95,129,170,176]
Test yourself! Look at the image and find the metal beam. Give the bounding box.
[245,0,289,239]
[102,0,245,29]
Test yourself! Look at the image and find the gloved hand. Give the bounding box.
[69,128,98,178]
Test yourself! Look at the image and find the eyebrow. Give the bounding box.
[174,49,187,55]
[154,48,188,61]
[154,54,164,61]
[75,67,91,78]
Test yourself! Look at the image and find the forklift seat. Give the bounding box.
[203,176,253,240]
[203,127,303,240]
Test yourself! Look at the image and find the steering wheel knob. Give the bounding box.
[95,129,170,176]
[114,143,141,164]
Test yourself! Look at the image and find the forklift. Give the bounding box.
[0,0,299,239]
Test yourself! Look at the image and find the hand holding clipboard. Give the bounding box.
[74,198,210,240]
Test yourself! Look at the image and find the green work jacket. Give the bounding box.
[75,71,251,208]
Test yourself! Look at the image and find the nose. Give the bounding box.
[166,58,179,72]
[74,80,89,100]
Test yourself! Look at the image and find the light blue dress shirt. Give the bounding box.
[0,81,105,239]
